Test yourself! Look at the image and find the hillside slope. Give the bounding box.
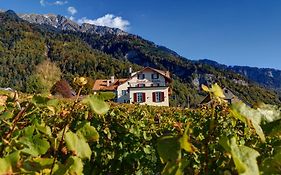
[0,10,280,106]
[199,59,281,91]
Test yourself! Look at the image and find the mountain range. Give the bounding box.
[1,10,281,106]
[198,59,281,90]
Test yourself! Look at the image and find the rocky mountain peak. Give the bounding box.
[18,12,128,36]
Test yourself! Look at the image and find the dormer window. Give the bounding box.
[137,73,145,80]
[137,84,145,87]
[152,73,159,79]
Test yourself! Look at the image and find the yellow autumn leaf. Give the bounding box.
[210,83,225,98]
[201,84,210,92]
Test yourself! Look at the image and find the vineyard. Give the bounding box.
[0,84,281,175]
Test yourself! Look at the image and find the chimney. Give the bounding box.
[111,76,115,84]
[129,66,132,76]
[107,80,110,87]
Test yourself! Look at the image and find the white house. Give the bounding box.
[93,67,172,106]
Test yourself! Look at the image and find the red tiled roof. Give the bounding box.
[93,78,128,91]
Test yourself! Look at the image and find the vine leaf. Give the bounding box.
[82,95,109,115]
[179,123,196,153]
[36,123,52,137]
[201,84,210,92]
[77,122,99,142]
[219,137,260,175]
[54,156,83,175]
[231,102,265,142]
[161,157,189,175]
[22,158,57,173]
[0,105,5,113]
[0,151,20,174]
[65,131,92,160]
[262,119,281,137]
[210,83,225,98]
[261,148,281,174]
[157,135,181,163]
[20,134,50,157]
[0,111,13,120]
[201,83,225,98]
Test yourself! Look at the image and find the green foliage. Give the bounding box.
[82,95,109,115]
[19,132,50,157]
[26,60,61,94]
[65,131,92,160]
[261,147,281,174]
[0,83,109,174]
[219,137,260,175]
[0,87,281,174]
[0,151,20,174]
[96,91,116,101]
[26,74,47,94]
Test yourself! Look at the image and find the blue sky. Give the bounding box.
[1,0,281,69]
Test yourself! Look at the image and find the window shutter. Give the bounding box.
[142,93,146,102]
[134,93,137,102]
[151,74,154,79]
[161,92,165,102]
[143,74,145,79]
[152,92,156,102]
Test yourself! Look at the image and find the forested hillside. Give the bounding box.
[0,11,139,92]
[1,10,281,106]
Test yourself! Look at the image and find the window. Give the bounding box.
[155,92,161,102]
[137,73,145,80]
[150,83,159,87]
[134,92,146,103]
[122,90,127,96]
[137,84,145,87]
[152,73,159,79]
[152,92,164,102]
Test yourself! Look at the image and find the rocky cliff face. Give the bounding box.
[198,59,281,90]
[18,13,128,36]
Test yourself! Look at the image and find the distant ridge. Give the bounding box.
[198,59,281,90]
[18,13,128,36]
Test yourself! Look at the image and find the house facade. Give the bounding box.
[93,67,172,106]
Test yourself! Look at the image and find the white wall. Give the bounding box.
[129,86,169,106]
[129,69,167,87]
[115,69,170,106]
[116,81,130,103]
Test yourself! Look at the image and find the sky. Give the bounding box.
[1,0,281,69]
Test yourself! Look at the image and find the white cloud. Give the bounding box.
[78,14,130,31]
[67,6,77,15]
[40,0,68,6]
[53,1,68,5]
[40,0,45,6]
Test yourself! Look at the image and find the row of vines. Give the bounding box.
[0,83,281,174]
